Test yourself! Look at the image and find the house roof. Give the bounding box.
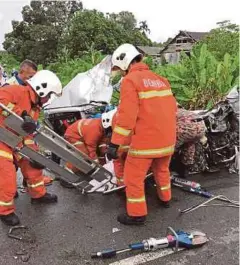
[183,31,209,41]
[159,30,209,54]
[137,46,162,56]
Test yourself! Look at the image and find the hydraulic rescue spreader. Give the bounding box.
[91,227,208,259]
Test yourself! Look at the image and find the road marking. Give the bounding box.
[109,248,184,265]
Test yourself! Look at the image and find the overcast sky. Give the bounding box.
[0,0,239,50]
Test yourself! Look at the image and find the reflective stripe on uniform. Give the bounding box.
[27,181,44,188]
[1,102,15,117]
[127,196,146,203]
[119,145,130,150]
[160,184,171,191]
[7,102,15,110]
[73,141,84,146]
[24,139,35,145]
[114,126,131,136]
[0,150,13,160]
[77,120,83,137]
[138,89,172,99]
[1,111,9,117]
[129,145,174,156]
[0,200,13,206]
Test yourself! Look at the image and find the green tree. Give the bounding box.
[107,11,137,31]
[139,20,151,34]
[3,0,83,66]
[155,44,239,109]
[63,9,151,57]
[0,51,19,75]
[196,20,239,61]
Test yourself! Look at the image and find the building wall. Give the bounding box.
[160,32,195,64]
[163,52,181,64]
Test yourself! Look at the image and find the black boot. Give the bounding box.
[31,193,58,204]
[160,200,170,208]
[117,213,146,225]
[14,191,19,199]
[0,213,20,226]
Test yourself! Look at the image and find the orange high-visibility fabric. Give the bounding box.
[18,138,52,186]
[0,84,45,215]
[111,113,130,186]
[0,142,46,215]
[111,63,177,158]
[18,158,46,198]
[0,143,16,215]
[0,84,40,127]
[65,118,104,160]
[124,155,172,217]
[113,150,128,186]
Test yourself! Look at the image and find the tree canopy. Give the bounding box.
[4,1,82,66]
[3,1,151,65]
[196,20,239,61]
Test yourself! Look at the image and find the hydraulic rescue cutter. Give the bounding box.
[0,103,114,194]
[92,227,208,259]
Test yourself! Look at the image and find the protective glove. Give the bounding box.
[106,143,119,160]
[29,160,45,170]
[21,110,37,134]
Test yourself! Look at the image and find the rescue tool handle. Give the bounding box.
[129,242,145,250]
[182,187,212,198]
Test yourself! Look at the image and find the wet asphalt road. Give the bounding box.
[0,170,239,265]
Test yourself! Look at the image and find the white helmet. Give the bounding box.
[112,43,142,71]
[101,108,117,129]
[27,70,62,98]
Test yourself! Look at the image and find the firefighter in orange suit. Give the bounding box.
[107,44,177,225]
[3,59,53,187]
[0,70,62,226]
[64,118,106,172]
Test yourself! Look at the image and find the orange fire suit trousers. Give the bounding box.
[124,155,172,217]
[113,148,128,187]
[0,142,46,215]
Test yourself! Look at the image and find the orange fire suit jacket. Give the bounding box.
[111,62,177,158]
[0,84,40,128]
[0,85,40,160]
[112,112,131,151]
[64,118,105,160]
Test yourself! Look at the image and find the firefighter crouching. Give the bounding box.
[106,44,177,225]
[64,117,108,173]
[0,70,62,226]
